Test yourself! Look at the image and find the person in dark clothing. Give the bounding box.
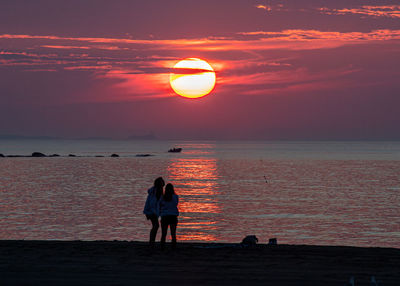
[160,183,179,249]
[143,177,165,245]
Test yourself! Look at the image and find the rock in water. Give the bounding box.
[0,153,4,157]
[68,154,76,157]
[49,154,60,157]
[136,154,153,157]
[31,152,46,157]
[111,154,119,157]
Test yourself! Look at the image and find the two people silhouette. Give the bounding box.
[143,177,179,248]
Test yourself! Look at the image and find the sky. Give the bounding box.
[1,0,400,140]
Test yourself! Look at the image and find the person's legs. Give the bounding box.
[170,216,177,248]
[149,215,159,245]
[160,217,169,249]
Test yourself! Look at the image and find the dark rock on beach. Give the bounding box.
[49,154,60,157]
[0,153,4,157]
[68,154,76,157]
[31,152,46,157]
[111,154,119,157]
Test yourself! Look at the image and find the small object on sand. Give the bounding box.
[346,276,355,286]
[168,147,182,153]
[268,238,277,245]
[241,235,258,247]
[68,154,76,157]
[371,276,378,286]
[111,154,119,157]
[31,152,46,157]
[264,176,268,183]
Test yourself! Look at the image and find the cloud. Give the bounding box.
[41,44,127,51]
[2,29,400,58]
[63,65,112,71]
[1,29,399,78]
[255,4,271,11]
[318,5,400,19]
[237,29,400,41]
[171,68,216,74]
[254,3,286,12]
[218,66,361,96]
[41,45,91,50]
[1,28,400,101]
[99,69,172,100]
[1,29,398,72]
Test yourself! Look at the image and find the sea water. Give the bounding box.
[0,140,399,247]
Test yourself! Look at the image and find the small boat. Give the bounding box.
[168,147,182,153]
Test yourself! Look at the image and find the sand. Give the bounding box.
[1,240,399,285]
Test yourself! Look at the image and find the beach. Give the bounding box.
[1,240,399,285]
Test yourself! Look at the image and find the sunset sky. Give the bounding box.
[1,0,400,140]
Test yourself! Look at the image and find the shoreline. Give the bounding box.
[1,240,399,285]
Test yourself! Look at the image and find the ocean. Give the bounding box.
[0,140,399,247]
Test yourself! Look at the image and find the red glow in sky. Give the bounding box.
[1,0,400,140]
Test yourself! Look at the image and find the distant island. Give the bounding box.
[0,134,158,140]
[75,137,113,140]
[0,135,59,140]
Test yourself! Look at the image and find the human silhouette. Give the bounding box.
[160,183,179,249]
[143,177,165,246]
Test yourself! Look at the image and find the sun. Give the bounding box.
[170,58,216,99]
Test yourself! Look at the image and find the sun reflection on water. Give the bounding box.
[167,156,220,242]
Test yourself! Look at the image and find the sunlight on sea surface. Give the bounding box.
[0,140,399,247]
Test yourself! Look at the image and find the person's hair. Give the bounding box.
[154,177,165,200]
[163,183,175,202]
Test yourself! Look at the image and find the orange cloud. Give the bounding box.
[99,69,172,100]
[238,29,400,41]
[318,5,400,19]
[1,29,399,101]
[2,29,400,55]
[255,4,271,11]
[41,45,91,50]
[2,30,400,74]
[218,66,361,96]
[64,65,112,71]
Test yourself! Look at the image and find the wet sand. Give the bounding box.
[1,240,399,285]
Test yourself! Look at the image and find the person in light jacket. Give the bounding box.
[160,183,179,249]
[143,177,165,245]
